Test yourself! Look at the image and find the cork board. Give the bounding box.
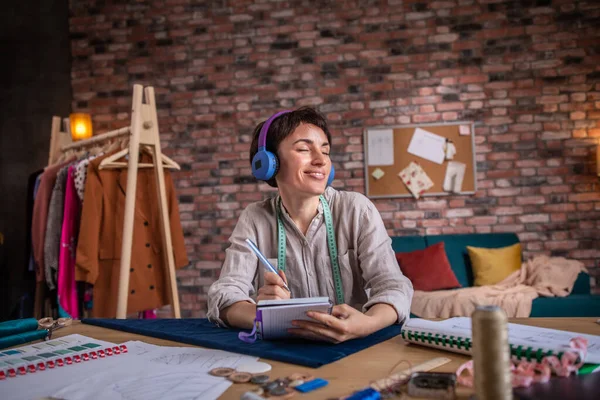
[364,122,477,198]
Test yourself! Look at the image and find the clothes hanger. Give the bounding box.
[103,137,123,154]
[99,144,180,170]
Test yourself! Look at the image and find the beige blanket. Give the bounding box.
[411,255,587,318]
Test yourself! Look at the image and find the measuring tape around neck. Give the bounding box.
[276,195,344,305]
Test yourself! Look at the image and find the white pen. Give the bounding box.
[245,238,291,292]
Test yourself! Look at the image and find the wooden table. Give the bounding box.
[50,318,599,400]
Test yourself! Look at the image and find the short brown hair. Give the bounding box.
[249,107,332,187]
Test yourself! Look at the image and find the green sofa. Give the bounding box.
[391,233,599,317]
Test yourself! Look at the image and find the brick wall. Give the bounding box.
[68,0,600,316]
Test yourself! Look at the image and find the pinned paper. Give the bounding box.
[445,141,457,160]
[399,162,434,199]
[459,125,471,136]
[367,129,394,166]
[372,168,385,180]
[407,128,446,164]
[443,161,466,193]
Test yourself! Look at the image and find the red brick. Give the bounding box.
[467,216,498,226]
[544,241,579,250]
[518,214,550,223]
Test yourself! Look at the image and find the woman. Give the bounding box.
[207,107,413,343]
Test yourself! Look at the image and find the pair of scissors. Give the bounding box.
[38,317,73,339]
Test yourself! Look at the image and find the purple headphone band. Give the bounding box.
[258,110,292,149]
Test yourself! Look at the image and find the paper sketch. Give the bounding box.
[3,336,258,400]
[407,128,446,164]
[147,347,257,371]
[367,129,394,166]
[121,340,161,356]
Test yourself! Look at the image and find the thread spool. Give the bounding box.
[472,305,512,400]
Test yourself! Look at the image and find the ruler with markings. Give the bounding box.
[370,357,452,391]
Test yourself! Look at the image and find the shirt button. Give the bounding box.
[150,285,154,290]
[130,268,134,273]
[144,221,149,226]
[147,264,152,269]
[130,290,135,294]
[145,243,150,248]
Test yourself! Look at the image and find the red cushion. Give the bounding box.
[395,242,461,291]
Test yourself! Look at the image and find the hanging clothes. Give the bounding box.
[31,158,75,318]
[43,166,69,290]
[31,158,75,283]
[74,153,102,203]
[76,151,189,318]
[58,166,81,319]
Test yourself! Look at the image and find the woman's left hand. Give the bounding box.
[287,304,375,343]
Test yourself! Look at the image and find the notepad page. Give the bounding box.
[261,303,332,339]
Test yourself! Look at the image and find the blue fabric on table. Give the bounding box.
[82,318,403,368]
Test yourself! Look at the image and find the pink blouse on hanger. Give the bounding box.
[58,165,80,319]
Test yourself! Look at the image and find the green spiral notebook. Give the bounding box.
[401,317,600,372]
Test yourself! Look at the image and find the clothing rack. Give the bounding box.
[48,84,181,319]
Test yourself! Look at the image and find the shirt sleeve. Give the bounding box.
[206,208,260,326]
[357,200,414,325]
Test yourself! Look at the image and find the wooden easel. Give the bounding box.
[48,84,181,319]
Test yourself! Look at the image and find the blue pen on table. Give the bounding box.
[245,238,291,292]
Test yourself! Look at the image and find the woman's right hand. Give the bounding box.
[257,270,290,301]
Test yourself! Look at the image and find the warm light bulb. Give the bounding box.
[75,123,86,135]
[69,113,93,141]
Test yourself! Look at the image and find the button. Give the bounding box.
[147,264,152,269]
[131,290,135,294]
[130,268,134,272]
[145,243,150,248]
[150,285,154,290]
[144,221,149,226]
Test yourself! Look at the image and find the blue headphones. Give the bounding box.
[251,110,335,186]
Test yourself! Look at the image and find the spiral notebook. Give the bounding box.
[0,333,126,380]
[401,317,600,366]
[256,296,333,340]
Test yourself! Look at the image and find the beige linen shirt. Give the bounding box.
[207,187,414,326]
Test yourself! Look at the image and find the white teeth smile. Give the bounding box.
[307,172,324,178]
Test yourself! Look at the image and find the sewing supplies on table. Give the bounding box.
[370,356,452,392]
[407,371,457,399]
[0,317,72,350]
[210,363,329,398]
[338,357,455,400]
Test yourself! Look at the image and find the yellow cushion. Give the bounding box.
[467,243,522,286]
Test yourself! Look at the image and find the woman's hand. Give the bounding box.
[287,304,375,343]
[257,270,290,302]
